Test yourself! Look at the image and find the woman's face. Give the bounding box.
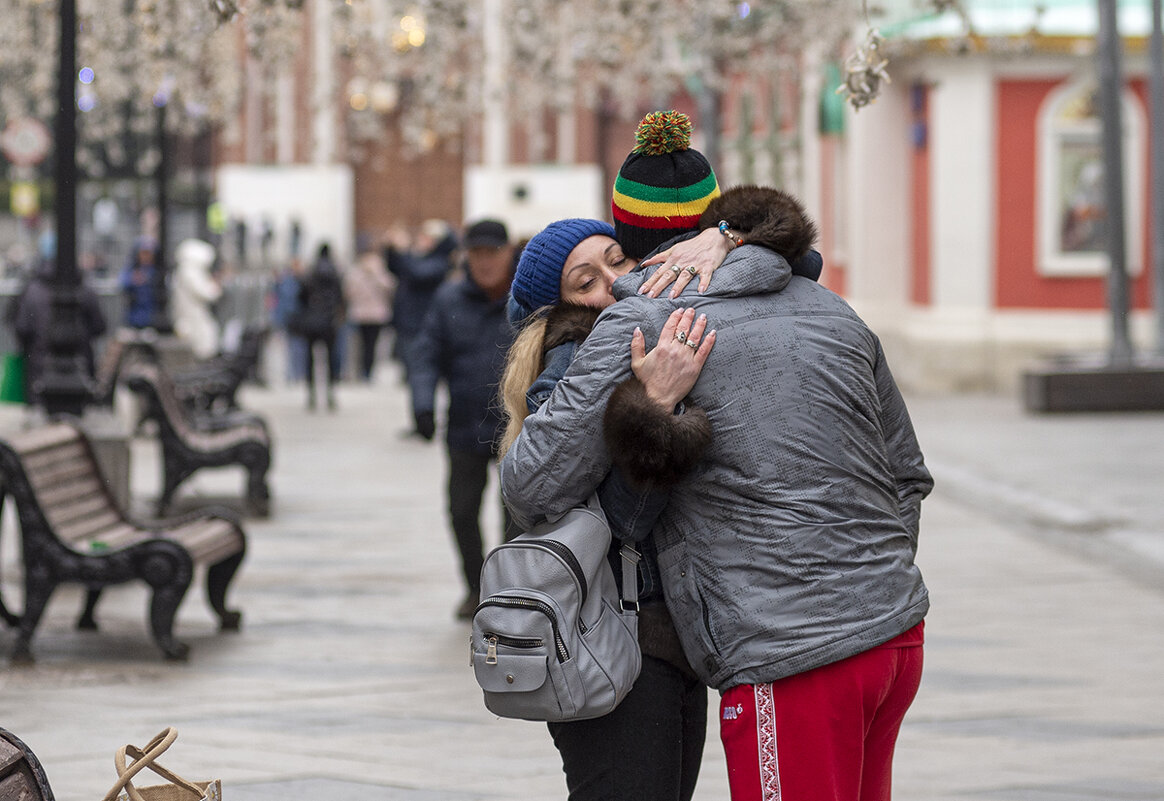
[559,235,632,309]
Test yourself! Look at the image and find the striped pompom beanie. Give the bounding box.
[611,110,720,260]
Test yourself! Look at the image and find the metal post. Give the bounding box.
[54,0,77,288]
[40,0,93,416]
[152,100,172,331]
[1151,0,1164,355]
[1097,0,1134,366]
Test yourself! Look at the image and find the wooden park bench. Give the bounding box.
[170,325,269,412]
[120,359,272,518]
[0,421,245,664]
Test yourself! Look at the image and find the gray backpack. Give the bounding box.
[470,497,641,722]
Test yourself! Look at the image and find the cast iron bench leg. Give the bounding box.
[207,552,244,631]
[140,545,195,661]
[77,587,102,630]
[13,569,56,665]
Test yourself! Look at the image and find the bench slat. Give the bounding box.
[54,510,124,544]
[7,423,80,455]
[164,521,244,562]
[26,459,93,490]
[46,492,116,529]
[36,475,106,507]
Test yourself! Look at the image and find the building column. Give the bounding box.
[311,0,335,165]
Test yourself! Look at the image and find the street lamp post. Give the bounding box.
[1151,0,1164,355]
[1096,0,1134,367]
[39,0,93,417]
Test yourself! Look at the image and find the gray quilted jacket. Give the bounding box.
[499,245,932,691]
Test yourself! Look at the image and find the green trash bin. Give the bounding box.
[0,353,27,404]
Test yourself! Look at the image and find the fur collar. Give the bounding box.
[698,185,818,263]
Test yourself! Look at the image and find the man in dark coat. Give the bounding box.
[408,219,521,618]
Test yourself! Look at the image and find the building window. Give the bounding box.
[1037,79,1143,276]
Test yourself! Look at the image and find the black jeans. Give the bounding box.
[448,449,520,592]
[305,332,338,399]
[548,654,708,801]
[355,323,382,380]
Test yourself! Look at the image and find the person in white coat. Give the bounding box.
[171,238,223,360]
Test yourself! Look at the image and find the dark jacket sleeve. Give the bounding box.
[408,293,445,416]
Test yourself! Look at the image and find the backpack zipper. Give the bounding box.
[538,539,588,602]
[477,595,569,662]
[482,633,544,665]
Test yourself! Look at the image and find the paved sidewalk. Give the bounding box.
[1,370,1162,801]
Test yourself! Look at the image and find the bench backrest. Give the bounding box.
[0,422,127,554]
[120,360,196,440]
[92,332,161,406]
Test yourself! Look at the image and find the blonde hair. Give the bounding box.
[497,316,550,459]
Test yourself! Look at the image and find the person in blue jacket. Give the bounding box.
[119,236,159,329]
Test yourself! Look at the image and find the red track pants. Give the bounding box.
[719,622,924,801]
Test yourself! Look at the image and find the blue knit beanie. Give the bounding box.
[512,218,616,314]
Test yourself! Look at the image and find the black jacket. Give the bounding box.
[409,275,514,456]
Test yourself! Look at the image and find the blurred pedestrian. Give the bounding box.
[408,219,520,619]
[9,262,107,406]
[171,238,222,360]
[271,257,307,382]
[343,246,394,382]
[120,236,159,329]
[384,219,457,379]
[298,243,346,411]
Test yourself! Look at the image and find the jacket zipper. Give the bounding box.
[477,595,569,663]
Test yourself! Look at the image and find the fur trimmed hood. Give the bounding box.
[543,303,602,352]
[698,185,818,264]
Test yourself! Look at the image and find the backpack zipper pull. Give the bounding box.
[486,635,498,665]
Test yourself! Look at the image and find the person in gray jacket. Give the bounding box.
[500,186,933,801]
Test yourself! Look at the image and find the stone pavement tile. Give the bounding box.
[905,391,1164,580]
[894,493,1164,801]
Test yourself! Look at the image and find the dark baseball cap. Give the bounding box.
[464,219,509,248]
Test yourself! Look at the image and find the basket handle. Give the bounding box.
[101,728,207,801]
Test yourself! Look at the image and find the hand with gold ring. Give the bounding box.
[629,308,717,411]
[637,227,735,299]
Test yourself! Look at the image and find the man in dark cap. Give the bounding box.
[409,218,522,618]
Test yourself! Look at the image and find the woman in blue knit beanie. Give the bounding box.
[497,213,719,801]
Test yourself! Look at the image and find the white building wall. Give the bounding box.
[929,61,995,312]
[216,164,355,267]
[844,82,911,315]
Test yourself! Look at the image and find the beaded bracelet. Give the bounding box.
[717,220,744,248]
